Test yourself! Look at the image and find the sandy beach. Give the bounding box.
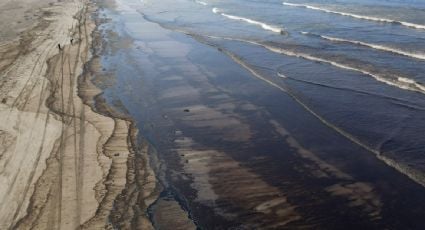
[2,0,425,229]
[0,0,157,229]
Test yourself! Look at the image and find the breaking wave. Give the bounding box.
[212,8,285,34]
[277,72,287,78]
[195,0,207,6]
[302,32,425,61]
[283,2,425,30]
[260,44,425,95]
[279,73,425,110]
[211,7,219,13]
[200,34,425,95]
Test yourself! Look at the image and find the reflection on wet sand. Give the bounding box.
[174,134,301,228]
[270,120,382,219]
[93,0,425,228]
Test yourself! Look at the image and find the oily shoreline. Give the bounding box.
[88,1,425,228]
[87,1,200,228]
[78,5,160,227]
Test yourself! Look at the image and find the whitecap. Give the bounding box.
[212,7,220,14]
[277,72,287,78]
[212,8,284,34]
[195,0,208,6]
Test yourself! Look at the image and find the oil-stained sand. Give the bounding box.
[94,1,425,228]
[2,0,425,229]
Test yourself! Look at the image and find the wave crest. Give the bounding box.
[283,2,425,30]
[263,44,425,94]
[203,35,425,95]
[212,8,285,34]
[212,7,220,14]
[302,32,425,61]
[195,0,208,6]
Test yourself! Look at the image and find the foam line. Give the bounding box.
[212,8,285,34]
[302,32,425,61]
[261,44,425,95]
[201,34,425,94]
[283,2,425,30]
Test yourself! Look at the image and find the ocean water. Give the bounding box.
[97,0,425,228]
[137,0,425,180]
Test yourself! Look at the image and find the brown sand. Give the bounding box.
[150,197,197,230]
[0,0,157,229]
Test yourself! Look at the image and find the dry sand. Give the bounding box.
[0,0,157,229]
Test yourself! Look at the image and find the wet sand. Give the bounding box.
[0,0,157,229]
[92,0,425,228]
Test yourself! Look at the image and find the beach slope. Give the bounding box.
[0,0,156,229]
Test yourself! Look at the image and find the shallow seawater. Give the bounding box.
[95,0,425,228]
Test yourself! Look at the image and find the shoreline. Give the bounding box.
[84,0,425,228]
[3,0,425,228]
[0,0,157,228]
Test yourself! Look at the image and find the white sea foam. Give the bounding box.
[212,7,220,14]
[200,34,425,94]
[283,2,425,30]
[303,32,425,60]
[270,46,424,92]
[212,8,284,34]
[277,72,287,78]
[262,44,425,94]
[195,0,208,6]
[398,77,415,84]
[221,13,284,33]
